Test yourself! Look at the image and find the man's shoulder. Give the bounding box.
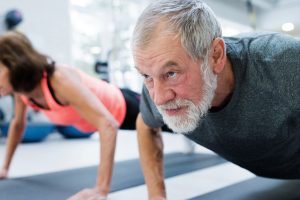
[224,31,294,41]
[226,31,299,47]
[225,32,300,60]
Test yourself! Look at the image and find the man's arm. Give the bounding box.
[136,113,166,200]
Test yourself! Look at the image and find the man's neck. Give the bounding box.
[211,58,235,108]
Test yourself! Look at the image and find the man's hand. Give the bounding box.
[67,188,107,200]
[150,196,167,200]
[0,168,8,180]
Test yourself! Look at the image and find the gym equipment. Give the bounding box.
[0,122,55,143]
[0,108,4,121]
[56,125,93,139]
[5,9,23,30]
[94,61,109,82]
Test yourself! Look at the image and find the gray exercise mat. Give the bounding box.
[0,152,225,200]
[189,177,300,200]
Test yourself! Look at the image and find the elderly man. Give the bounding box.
[131,0,300,199]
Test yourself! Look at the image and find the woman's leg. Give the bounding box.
[119,88,141,130]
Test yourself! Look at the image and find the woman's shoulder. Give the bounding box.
[52,65,80,80]
[48,65,81,105]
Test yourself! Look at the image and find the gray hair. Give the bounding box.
[132,0,222,60]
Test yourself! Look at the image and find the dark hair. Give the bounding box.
[0,31,55,92]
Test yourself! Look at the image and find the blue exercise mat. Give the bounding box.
[189,177,300,200]
[0,152,225,200]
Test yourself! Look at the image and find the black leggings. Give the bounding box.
[119,88,141,130]
[119,88,172,132]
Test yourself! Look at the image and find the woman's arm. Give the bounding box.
[0,94,27,179]
[51,67,119,199]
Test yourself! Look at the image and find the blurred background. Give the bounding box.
[0,0,299,95]
[0,0,299,137]
[0,0,299,188]
[0,0,299,129]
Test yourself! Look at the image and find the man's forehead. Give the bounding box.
[135,59,186,77]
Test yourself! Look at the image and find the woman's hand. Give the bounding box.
[0,168,8,179]
[67,188,107,200]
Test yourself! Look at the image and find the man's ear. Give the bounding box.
[210,37,226,75]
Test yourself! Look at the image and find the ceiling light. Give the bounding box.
[281,22,294,32]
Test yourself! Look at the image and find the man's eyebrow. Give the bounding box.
[134,61,178,74]
[162,61,178,68]
[134,60,178,71]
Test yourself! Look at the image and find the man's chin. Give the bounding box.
[163,119,198,134]
[167,125,197,134]
[162,114,205,134]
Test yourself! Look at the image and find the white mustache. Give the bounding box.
[157,99,192,110]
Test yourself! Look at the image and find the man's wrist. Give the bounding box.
[149,195,167,200]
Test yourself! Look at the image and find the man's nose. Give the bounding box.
[150,81,175,106]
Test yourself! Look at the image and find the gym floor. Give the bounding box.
[0,130,214,178]
[0,130,259,199]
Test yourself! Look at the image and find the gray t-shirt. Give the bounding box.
[140,32,300,178]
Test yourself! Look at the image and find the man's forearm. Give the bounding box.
[136,114,166,199]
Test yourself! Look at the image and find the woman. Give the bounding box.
[0,31,140,199]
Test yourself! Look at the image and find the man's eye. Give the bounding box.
[142,74,152,81]
[166,71,177,78]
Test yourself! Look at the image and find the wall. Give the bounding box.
[0,0,71,64]
[0,0,71,122]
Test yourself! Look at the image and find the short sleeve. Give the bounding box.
[139,85,165,128]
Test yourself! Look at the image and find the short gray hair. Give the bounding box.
[132,0,222,60]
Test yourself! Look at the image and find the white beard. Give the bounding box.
[156,61,217,134]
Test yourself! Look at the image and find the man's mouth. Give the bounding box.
[164,106,187,116]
